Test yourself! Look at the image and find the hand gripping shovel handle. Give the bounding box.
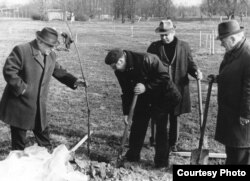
[117,94,138,158]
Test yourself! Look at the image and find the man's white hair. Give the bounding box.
[230,31,245,43]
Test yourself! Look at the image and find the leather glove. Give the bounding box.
[207,74,217,83]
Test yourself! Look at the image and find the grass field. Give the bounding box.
[0,17,249,180]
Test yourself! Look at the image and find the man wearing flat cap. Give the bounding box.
[208,20,250,164]
[105,48,181,168]
[147,19,203,152]
[0,27,86,151]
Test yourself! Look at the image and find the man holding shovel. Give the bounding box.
[208,20,250,165]
[105,48,181,168]
[147,19,203,152]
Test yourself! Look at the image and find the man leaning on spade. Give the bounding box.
[105,48,181,168]
[147,19,203,152]
[208,20,250,165]
[0,27,87,151]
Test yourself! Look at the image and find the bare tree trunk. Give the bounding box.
[121,0,125,23]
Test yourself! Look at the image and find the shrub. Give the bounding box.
[31,14,42,20]
[75,14,89,21]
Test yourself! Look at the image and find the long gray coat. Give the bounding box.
[215,38,250,148]
[147,38,198,115]
[0,40,77,131]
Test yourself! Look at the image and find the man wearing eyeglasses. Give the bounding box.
[0,27,86,151]
[147,19,203,152]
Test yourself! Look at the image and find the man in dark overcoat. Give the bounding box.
[105,48,181,168]
[147,19,202,151]
[0,27,86,150]
[209,20,250,164]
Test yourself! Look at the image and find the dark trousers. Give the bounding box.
[225,146,250,165]
[153,111,169,167]
[10,126,51,150]
[169,113,179,147]
[125,106,151,160]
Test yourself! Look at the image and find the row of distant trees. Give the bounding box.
[1,0,250,22]
[200,0,249,19]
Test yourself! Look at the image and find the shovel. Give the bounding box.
[191,80,213,165]
[70,131,93,152]
[117,94,138,163]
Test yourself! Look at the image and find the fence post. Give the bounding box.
[212,30,215,55]
[75,33,78,44]
[206,34,208,49]
[131,26,134,37]
[209,34,212,55]
[199,31,202,47]
[113,24,116,35]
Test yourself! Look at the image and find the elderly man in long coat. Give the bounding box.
[209,20,250,164]
[147,19,202,151]
[0,27,86,150]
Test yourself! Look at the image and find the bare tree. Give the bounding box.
[201,0,249,19]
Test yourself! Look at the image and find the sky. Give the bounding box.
[0,0,31,6]
[172,0,203,7]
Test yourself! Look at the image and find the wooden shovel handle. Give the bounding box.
[198,81,213,150]
[70,131,93,152]
[120,94,138,147]
[197,79,204,129]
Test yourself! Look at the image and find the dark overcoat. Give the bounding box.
[0,40,77,131]
[147,38,198,115]
[215,38,250,148]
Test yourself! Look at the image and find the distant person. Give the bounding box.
[61,32,74,50]
[147,19,203,152]
[0,27,86,151]
[208,20,250,164]
[71,12,75,22]
[105,48,181,168]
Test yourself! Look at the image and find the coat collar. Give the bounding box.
[30,40,45,68]
[220,38,246,72]
[124,50,134,72]
[225,37,246,60]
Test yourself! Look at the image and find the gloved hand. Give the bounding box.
[75,79,88,88]
[207,74,217,83]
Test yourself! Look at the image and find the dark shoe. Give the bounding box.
[125,151,140,162]
[125,155,140,162]
[169,145,178,153]
[155,162,169,169]
[124,154,140,162]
